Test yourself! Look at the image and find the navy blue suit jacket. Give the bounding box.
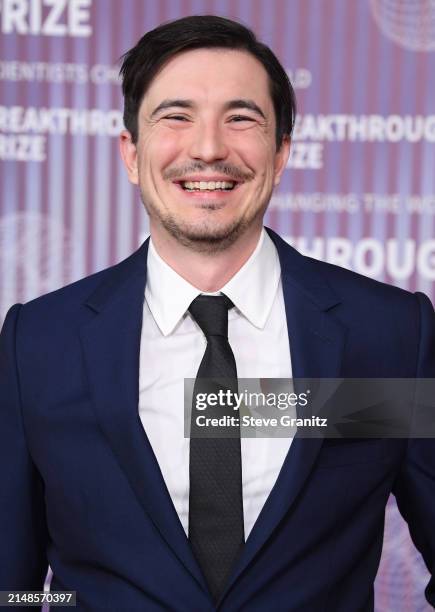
[1,228,435,611]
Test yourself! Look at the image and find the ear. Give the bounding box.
[119,130,139,185]
[273,136,291,186]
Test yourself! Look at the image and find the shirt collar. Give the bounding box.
[145,228,281,336]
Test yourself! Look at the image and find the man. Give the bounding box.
[1,15,434,612]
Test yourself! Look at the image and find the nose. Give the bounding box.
[187,119,229,163]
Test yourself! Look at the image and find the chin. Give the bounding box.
[161,215,253,254]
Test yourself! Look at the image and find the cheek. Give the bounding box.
[235,132,275,169]
[155,130,183,155]
[139,131,182,171]
[251,159,280,201]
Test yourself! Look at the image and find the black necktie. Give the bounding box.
[188,294,244,603]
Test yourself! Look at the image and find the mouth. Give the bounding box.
[174,179,240,193]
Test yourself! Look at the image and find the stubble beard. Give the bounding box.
[140,189,266,254]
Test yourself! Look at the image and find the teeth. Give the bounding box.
[181,180,235,191]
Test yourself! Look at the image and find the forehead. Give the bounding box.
[141,48,273,111]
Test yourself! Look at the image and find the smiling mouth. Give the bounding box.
[178,180,237,192]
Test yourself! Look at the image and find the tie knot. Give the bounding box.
[189,294,234,338]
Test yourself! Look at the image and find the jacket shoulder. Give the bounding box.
[11,242,148,338]
[305,254,415,301]
[22,242,148,313]
[268,226,422,310]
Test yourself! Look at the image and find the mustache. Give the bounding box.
[163,161,254,182]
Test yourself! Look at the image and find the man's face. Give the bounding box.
[120,48,290,252]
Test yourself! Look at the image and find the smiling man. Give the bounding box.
[1,15,435,612]
[119,40,291,290]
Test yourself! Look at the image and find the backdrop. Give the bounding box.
[1,1,434,609]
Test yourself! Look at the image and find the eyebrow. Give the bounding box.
[150,98,266,120]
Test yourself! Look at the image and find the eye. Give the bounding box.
[163,115,189,121]
[229,115,255,123]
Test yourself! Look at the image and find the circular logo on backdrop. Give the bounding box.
[0,212,73,321]
[370,0,435,52]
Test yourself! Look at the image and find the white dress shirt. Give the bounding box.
[139,228,293,539]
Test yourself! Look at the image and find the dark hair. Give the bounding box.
[120,15,296,149]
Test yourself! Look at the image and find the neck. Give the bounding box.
[149,225,263,292]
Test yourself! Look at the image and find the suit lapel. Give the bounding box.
[79,241,208,592]
[221,228,347,601]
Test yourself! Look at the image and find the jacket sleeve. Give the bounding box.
[393,291,435,608]
[0,304,48,591]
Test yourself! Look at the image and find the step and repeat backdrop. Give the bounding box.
[1,0,434,609]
